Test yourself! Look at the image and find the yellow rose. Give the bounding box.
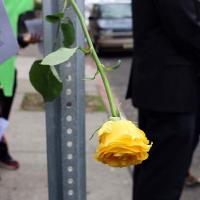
[95,119,152,167]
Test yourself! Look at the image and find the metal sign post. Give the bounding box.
[43,0,86,200]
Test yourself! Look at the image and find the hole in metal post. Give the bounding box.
[66,102,72,108]
[67,154,73,160]
[67,128,73,135]
[66,115,72,122]
[68,178,74,184]
[66,75,72,82]
[67,141,73,147]
[68,190,74,196]
[66,89,72,95]
[68,166,73,172]
[66,62,72,68]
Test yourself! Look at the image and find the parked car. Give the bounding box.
[88,1,133,52]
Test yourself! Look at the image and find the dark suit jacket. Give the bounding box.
[127,0,200,112]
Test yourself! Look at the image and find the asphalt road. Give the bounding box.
[98,51,200,200]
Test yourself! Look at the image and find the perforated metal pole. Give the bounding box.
[43,0,86,200]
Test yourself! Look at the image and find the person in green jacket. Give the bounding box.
[0,0,40,170]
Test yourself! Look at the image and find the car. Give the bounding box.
[88,1,133,53]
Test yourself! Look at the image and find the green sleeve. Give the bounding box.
[0,0,34,96]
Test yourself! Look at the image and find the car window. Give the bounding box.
[100,3,132,19]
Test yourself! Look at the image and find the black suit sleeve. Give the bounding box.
[152,0,200,63]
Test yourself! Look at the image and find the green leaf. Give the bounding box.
[61,19,75,47]
[104,60,122,71]
[45,12,64,23]
[29,60,63,102]
[41,47,77,66]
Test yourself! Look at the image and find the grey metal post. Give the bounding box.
[43,0,86,200]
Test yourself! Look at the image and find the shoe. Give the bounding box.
[0,140,19,170]
[185,173,200,187]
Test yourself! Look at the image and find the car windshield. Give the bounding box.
[100,3,131,19]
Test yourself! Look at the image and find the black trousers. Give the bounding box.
[133,110,197,200]
[0,70,17,120]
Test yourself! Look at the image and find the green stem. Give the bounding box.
[62,0,68,12]
[69,0,119,117]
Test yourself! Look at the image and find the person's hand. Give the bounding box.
[23,33,41,44]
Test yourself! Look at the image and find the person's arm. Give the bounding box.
[152,0,200,62]
[18,33,41,48]
[17,35,28,48]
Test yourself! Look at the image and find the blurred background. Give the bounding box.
[0,1,200,200]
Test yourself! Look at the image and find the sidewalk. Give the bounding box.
[0,45,132,200]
